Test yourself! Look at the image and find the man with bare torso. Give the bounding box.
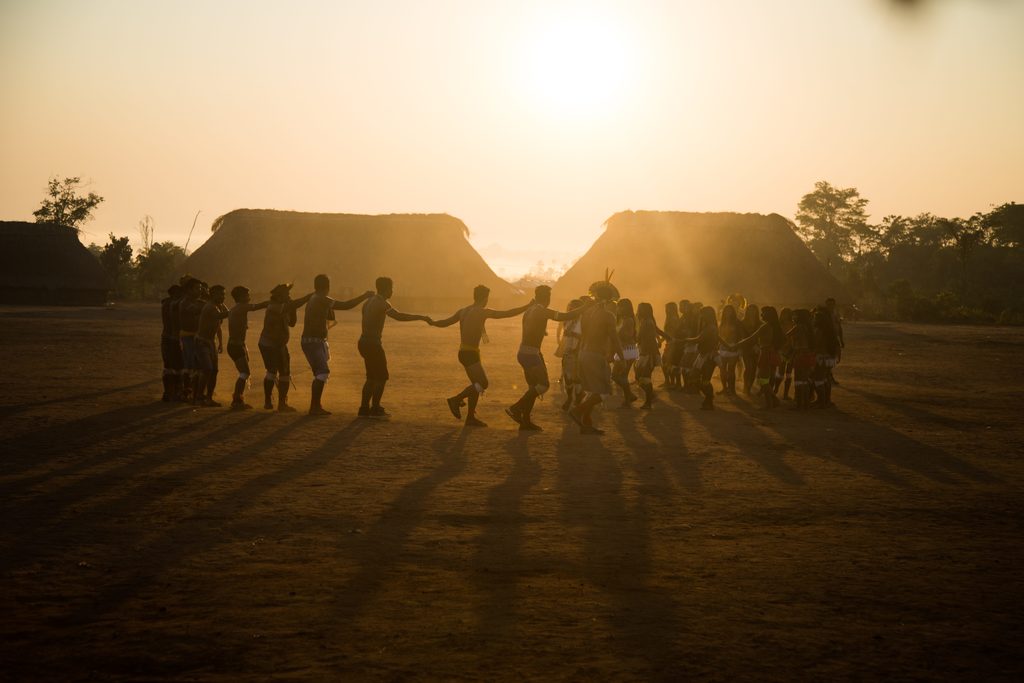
[568,282,624,435]
[226,285,269,409]
[430,285,532,427]
[505,285,589,431]
[301,274,373,416]
[357,276,433,418]
[195,284,230,406]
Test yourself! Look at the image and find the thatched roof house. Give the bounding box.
[182,209,522,310]
[552,211,843,307]
[0,222,108,305]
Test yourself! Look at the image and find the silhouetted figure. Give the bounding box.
[160,284,184,401]
[177,278,205,403]
[717,304,741,396]
[258,283,313,412]
[555,298,586,410]
[813,307,840,408]
[661,302,680,389]
[568,281,624,435]
[301,274,373,417]
[683,306,720,410]
[731,305,784,409]
[778,307,795,400]
[789,309,816,409]
[825,297,845,386]
[226,285,269,410]
[195,285,230,406]
[505,285,588,431]
[358,276,432,418]
[740,303,760,395]
[431,285,532,427]
[612,298,639,406]
[634,302,661,409]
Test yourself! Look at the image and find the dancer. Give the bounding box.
[679,301,700,393]
[555,298,586,411]
[612,298,639,406]
[160,284,184,401]
[789,309,816,409]
[740,303,760,395]
[505,286,588,431]
[684,305,720,410]
[825,297,845,386]
[431,285,532,427]
[301,274,374,416]
[778,307,795,400]
[177,278,205,403]
[635,302,661,409]
[226,286,269,409]
[358,276,433,418]
[661,302,680,389]
[731,305,784,409]
[813,307,841,408]
[568,280,624,435]
[717,304,741,396]
[195,285,229,406]
[258,284,313,412]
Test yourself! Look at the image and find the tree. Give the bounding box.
[983,202,1024,247]
[794,181,869,268]
[136,241,186,300]
[939,215,987,295]
[137,215,155,253]
[100,234,133,298]
[33,176,104,231]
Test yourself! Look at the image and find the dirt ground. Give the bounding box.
[1,304,1022,681]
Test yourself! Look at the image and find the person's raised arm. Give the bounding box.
[387,307,432,324]
[332,290,374,311]
[730,323,764,350]
[429,309,461,328]
[251,300,270,311]
[552,301,593,322]
[484,301,533,320]
[287,292,314,310]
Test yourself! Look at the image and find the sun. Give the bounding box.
[520,8,634,121]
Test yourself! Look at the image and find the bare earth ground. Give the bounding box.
[1,304,1022,681]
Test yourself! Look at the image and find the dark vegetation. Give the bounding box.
[23,176,1023,322]
[795,181,1023,324]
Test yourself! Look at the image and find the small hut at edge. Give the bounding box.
[552,211,843,308]
[182,209,522,311]
[0,221,109,305]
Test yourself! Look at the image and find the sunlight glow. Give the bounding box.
[520,8,634,121]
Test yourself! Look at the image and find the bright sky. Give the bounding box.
[1,0,1022,276]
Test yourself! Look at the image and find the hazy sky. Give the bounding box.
[1,0,1021,276]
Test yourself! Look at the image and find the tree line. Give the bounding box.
[31,176,1024,322]
[795,181,1022,324]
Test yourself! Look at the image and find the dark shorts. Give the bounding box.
[161,337,183,371]
[301,338,331,379]
[180,335,197,370]
[227,342,249,376]
[358,337,389,381]
[458,349,488,390]
[517,349,549,392]
[259,342,291,378]
[195,338,218,372]
[579,349,612,395]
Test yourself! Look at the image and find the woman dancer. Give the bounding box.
[661,302,680,389]
[740,303,760,395]
[612,298,639,406]
[717,304,741,396]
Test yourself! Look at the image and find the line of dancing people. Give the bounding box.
[158,274,844,434]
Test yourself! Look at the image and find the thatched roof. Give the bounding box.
[552,211,844,307]
[0,221,108,291]
[183,209,519,303]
